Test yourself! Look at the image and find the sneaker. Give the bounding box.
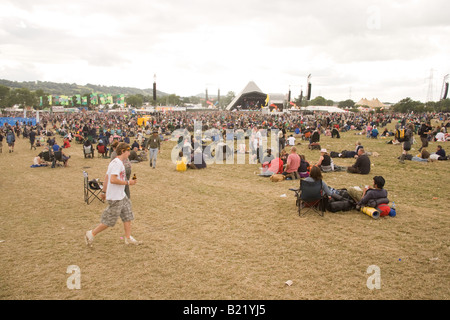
[85,230,94,247]
[125,236,142,245]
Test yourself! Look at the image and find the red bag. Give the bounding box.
[377,204,391,217]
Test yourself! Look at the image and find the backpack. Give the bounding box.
[395,128,407,142]
[376,204,391,217]
[327,200,355,213]
[327,189,356,212]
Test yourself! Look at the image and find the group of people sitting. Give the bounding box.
[32,145,71,168]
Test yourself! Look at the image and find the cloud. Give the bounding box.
[0,0,449,102]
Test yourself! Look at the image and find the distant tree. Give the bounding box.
[223,91,235,109]
[338,99,355,108]
[8,88,36,108]
[0,85,10,109]
[309,96,327,106]
[126,95,144,108]
[393,97,424,113]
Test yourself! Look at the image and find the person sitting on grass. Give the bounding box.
[351,176,388,211]
[298,154,310,178]
[315,149,333,172]
[176,151,187,172]
[282,146,300,180]
[347,148,371,174]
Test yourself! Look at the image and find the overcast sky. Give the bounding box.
[1,0,449,103]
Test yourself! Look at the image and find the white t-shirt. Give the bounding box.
[106,158,127,200]
[435,132,445,142]
[287,136,296,146]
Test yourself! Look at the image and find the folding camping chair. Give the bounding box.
[83,145,94,158]
[290,179,327,217]
[96,144,108,158]
[83,171,104,204]
[52,150,65,168]
[41,150,54,165]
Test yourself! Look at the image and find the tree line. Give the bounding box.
[1,82,449,113]
[0,85,237,110]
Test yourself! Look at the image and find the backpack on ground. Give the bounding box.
[327,189,356,213]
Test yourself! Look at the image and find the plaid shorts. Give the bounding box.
[100,197,134,227]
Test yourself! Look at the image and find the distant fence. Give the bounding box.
[0,117,37,127]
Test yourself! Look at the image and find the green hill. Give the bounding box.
[0,79,168,96]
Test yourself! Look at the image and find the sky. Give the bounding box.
[0,0,449,103]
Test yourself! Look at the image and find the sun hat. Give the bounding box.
[320,148,327,153]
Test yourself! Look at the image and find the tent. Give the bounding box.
[301,106,347,113]
[226,81,267,111]
[355,98,386,109]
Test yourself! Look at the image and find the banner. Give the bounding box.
[90,93,98,105]
[41,93,125,107]
[99,94,106,105]
[117,94,125,104]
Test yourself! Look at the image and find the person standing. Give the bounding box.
[148,129,161,169]
[29,128,37,150]
[6,128,15,153]
[0,129,4,153]
[399,124,414,164]
[418,121,432,152]
[85,142,141,247]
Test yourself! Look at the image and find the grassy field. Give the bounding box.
[0,121,449,300]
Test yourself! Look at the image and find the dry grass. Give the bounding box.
[0,121,449,300]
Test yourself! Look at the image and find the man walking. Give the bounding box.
[148,129,161,169]
[85,142,141,247]
[29,128,37,150]
[418,121,432,152]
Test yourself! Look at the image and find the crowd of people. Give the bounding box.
[1,109,449,243]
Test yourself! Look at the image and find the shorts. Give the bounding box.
[420,137,428,147]
[100,197,134,227]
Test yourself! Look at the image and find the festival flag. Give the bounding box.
[99,94,106,105]
[82,96,88,105]
[61,95,69,106]
[117,94,125,104]
[47,95,52,105]
[39,97,43,106]
[106,94,113,104]
[76,95,81,105]
[265,94,270,106]
[90,93,98,105]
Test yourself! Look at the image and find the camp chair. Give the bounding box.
[52,150,65,168]
[41,150,54,166]
[83,145,94,158]
[290,179,327,217]
[97,144,108,158]
[75,135,84,144]
[83,171,104,204]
